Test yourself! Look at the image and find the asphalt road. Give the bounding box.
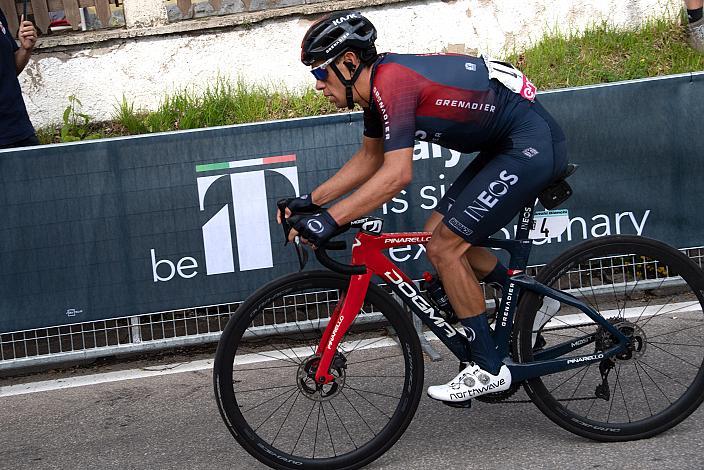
[1,349,702,470]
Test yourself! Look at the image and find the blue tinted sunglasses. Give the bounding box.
[310,56,337,81]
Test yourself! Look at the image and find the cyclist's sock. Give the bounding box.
[688,7,703,23]
[460,313,503,375]
[482,261,508,288]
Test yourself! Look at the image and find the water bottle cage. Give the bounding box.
[426,295,459,324]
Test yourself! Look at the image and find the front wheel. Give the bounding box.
[517,235,704,441]
[213,271,424,469]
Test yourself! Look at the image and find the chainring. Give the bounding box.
[474,381,522,403]
[469,346,524,404]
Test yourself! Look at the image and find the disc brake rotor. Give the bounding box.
[297,353,347,402]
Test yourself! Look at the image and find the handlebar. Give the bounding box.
[314,242,367,275]
[277,199,367,276]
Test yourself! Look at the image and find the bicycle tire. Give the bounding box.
[214,271,424,469]
[516,235,704,441]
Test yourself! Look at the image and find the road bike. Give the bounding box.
[213,168,704,470]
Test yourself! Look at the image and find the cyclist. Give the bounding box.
[281,10,567,402]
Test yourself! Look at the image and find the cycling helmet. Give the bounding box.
[301,11,377,66]
[301,11,378,109]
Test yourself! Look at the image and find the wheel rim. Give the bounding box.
[525,241,704,430]
[222,278,415,463]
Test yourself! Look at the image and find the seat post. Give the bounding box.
[514,203,537,241]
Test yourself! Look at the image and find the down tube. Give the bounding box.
[383,275,471,362]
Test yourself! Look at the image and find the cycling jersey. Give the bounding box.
[363,52,568,244]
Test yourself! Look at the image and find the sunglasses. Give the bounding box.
[310,55,337,81]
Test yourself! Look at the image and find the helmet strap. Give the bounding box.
[330,63,364,110]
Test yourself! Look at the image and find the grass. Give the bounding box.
[505,15,704,89]
[36,14,704,144]
[115,78,338,133]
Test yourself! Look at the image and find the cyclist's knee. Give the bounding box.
[426,224,471,268]
[423,211,444,233]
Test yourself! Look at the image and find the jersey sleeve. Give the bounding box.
[362,107,383,139]
[371,63,420,152]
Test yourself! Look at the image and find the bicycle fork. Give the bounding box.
[314,272,373,384]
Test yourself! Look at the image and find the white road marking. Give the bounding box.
[2,301,700,398]
[0,336,400,397]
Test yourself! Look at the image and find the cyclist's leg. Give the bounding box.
[425,222,512,402]
[429,153,502,280]
[426,106,563,402]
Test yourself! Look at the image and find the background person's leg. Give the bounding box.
[686,0,704,52]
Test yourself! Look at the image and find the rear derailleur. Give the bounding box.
[594,358,615,401]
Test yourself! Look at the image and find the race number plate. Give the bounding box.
[483,56,537,102]
[529,209,569,240]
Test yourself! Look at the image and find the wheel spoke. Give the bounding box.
[313,402,321,458]
[648,342,702,369]
[340,390,376,435]
[329,399,359,450]
[635,361,672,405]
[348,385,393,420]
[347,353,405,366]
[522,240,704,436]
[291,400,318,455]
[254,388,299,432]
[271,389,301,447]
[320,402,337,457]
[242,385,298,414]
[344,385,402,401]
[636,359,687,394]
[649,322,704,340]
[632,361,653,418]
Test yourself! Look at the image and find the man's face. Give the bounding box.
[311,59,348,109]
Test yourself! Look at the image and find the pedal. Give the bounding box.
[442,399,472,409]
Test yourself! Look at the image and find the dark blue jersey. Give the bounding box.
[363,53,538,154]
[0,9,34,146]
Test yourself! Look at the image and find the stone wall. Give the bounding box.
[20,0,681,128]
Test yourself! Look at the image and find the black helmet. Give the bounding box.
[301,11,377,66]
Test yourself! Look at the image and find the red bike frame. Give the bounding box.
[313,231,432,384]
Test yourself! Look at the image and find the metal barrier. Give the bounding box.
[1,246,702,372]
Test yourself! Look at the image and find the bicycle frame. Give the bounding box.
[312,204,631,385]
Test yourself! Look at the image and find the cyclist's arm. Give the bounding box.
[310,136,384,206]
[327,147,413,225]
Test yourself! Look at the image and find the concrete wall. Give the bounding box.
[20,0,680,129]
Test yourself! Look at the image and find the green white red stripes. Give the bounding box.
[196,154,296,172]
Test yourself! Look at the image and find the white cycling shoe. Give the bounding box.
[427,363,512,402]
[532,297,561,348]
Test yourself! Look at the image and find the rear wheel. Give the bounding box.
[517,236,704,441]
[214,271,424,469]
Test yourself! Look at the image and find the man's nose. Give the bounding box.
[315,80,326,90]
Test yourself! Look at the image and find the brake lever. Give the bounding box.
[276,199,293,245]
[277,199,311,271]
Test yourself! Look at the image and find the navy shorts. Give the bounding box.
[437,100,568,244]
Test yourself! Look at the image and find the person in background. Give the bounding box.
[0,9,38,149]
[686,0,704,52]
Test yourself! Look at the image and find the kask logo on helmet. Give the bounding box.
[332,13,359,26]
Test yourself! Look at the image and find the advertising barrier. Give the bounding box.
[1,72,702,333]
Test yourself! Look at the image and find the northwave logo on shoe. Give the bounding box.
[448,378,506,400]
